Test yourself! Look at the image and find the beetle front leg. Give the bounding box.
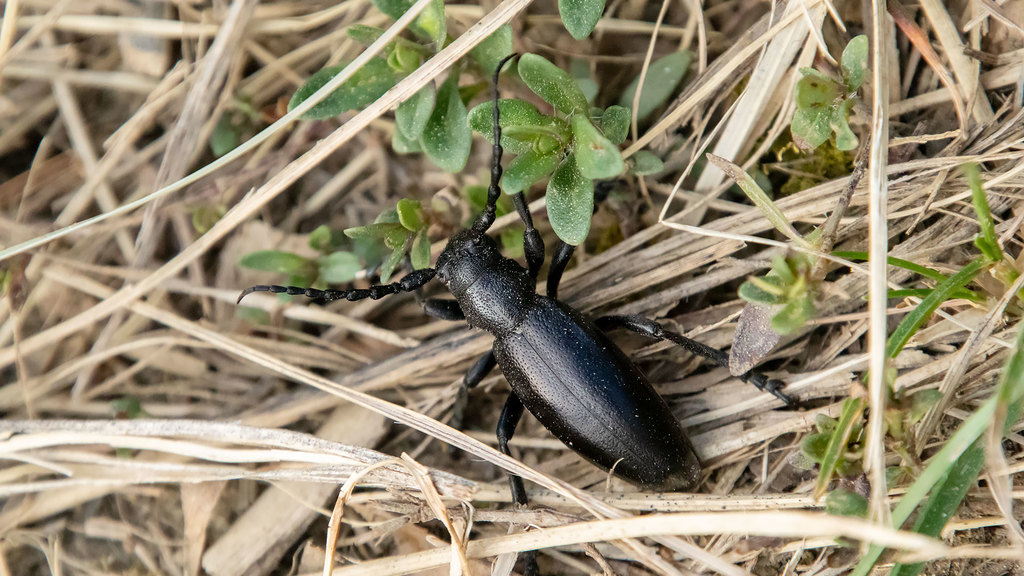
[511,192,545,280]
[496,391,539,576]
[421,298,465,321]
[594,314,793,405]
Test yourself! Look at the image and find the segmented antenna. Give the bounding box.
[237,268,435,304]
[471,53,519,234]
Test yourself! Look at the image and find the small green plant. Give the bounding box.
[467,53,669,245]
[239,224,365,292]
[791,35,867,151]
[288,0,513,174]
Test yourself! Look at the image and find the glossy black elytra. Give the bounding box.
[239,54,791,573]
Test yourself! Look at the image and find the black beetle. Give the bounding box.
[239,54,791,573]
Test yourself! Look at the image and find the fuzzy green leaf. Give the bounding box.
[468,99,570,155]
[501,149,561,195]
[739,276,782,305]
[791,106,832,150]
[347,24,385,45]
[519,53,589,116]
[795,70,840,111]
[470,25,513,75]
[841,35,869,92]
[571,115,623,179]
[558,0,606,40]
[628,150,664,175]
[392,124,422,153]
[240,251,315,277]
[771,294,814,335]
[289,59,397,120]
[546,154,594,246]
[599,105,631,145]
[318,251,361,283]
[422,73,471,173]
[380,245,405,283]
[825,488,868,518]
[619,51,692,122]
[396,83,436,139]
[571,58,599,103]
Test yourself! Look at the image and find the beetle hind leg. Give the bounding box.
[594,314,794,406]
[496,392,540,576]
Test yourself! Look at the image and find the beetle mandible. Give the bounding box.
[239,53,792,572]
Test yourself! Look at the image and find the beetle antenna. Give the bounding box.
[237,268,436,304]
[471,53,518,234]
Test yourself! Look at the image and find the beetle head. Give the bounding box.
[434,229,501,290]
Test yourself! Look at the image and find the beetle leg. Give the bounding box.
[449,350,497,439]
[496,392,540,576]
[594,315,794,406]
[421,298,465,321]
[511,192,546,280]
[545,241,575,299]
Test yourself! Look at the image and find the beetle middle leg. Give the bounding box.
[594,314,793,405]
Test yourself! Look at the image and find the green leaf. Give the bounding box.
[801,432,830,463]
[795,69,840,110]
[571,115,623,179]
[470,25,513,75]
[191,204,225,235]
[738,277,782,305]
[841,35,869,92]
[347,24,385,46]
[963,162,1003,262]
[380,245,405,283]
[628,150,664,175]
[546,154,594,246]
[392,124,422,153]
[791,106,832,150]
[598,105,631,145]
[344,222,404,240]
[825,488,868,518]
[502,149,561,195]
[289,59,398,120]
[833,98,858,151]
[771,294,814,335]
[908,389,944,426]
[814,397,865,500]
[388,42,422,75]
[397,198,424,231]
[318,251,361,283]
[468,99,570,155]
[571,58,599,104]
[619,51,692,122]
[308,224,342,252]
[558,0,606,40]
[240,251,315,277]
[422,73,471,173]
[372,0,445,47]
[411,228,431,269]
[889,440,985,576]
[210,114,241,157]
[519,53,589,116]
[886,258,987,359]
